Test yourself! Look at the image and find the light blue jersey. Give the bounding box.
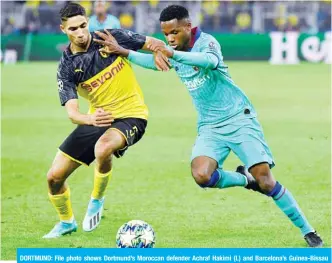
[170,28,256,130]
[127,29,274,169]
[127,30,317,240]
[89,14,121,32]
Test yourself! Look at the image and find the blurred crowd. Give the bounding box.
[1,0,331,35]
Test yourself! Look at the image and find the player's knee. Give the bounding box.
[191,167,212,186]
[47,168,65,192]
[250,165,275,193]
[94,141,116,161]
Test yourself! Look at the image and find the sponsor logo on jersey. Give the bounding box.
[80,60,125,92]
[183,75,211,90]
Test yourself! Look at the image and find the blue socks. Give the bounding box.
[199,171,314,236]
[199,169,247,189]
[267,182,314,236]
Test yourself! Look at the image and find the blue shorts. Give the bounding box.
[191,117,275,169]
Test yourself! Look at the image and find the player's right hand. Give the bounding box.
[94,30,129,57]
[89,108,114,127]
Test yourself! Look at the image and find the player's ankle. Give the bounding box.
[90,195,104,201]
[61,216,74,224]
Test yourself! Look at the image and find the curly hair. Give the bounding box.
[159,5,189,22]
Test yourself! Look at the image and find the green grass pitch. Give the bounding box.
[1,62,331,259]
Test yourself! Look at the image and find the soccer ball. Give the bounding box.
[116,220,156,248]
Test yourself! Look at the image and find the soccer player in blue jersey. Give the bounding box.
[95,5,323,247]
[89,0,121,32]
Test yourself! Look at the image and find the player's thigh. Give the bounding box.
[228,118,274,170]
[96,118,148,158]
[48,150,81,181]
[95,128,126,155]
[59,124,107,166]
[191,131,230,169]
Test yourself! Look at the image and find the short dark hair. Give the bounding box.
[59,2,86,22]
[159,5,189,22]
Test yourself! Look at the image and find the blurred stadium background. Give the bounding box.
[1,1,331,34]
[1,0,331,259]
[1,1,331,62]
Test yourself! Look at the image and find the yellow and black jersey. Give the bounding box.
[57,29,148,120]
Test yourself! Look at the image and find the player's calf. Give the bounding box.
[82,143,114,232]
[46,152,80,194]
[82,129,125,232]
[43,153,80,238]
[47,168,67,195]
[236,166,264,194]
[248,163,275,194]
[249,163,323,247]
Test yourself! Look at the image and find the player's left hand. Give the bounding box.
[93,30,129,57]
[146,37,174,58]
[146,37,166,52]
[154,51,172,71]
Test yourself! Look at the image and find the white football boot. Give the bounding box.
[82,197,105,232]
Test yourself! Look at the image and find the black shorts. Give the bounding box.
[59,118,147,166]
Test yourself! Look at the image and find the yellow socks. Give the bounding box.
[91,169,112,200]
[49,188,74,222]
[48,169,111,223]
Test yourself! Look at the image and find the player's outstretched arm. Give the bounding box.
[170,50,218,70]
[65,99,114,127]
[127,50,171,71]
[149,39,220,70]
[93,30,171,71]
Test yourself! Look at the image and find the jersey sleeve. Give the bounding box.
[199,35,223,67]
[128,51,158,70]
[110,29,146,51]
[57,56,78,106]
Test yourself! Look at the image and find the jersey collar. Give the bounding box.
[188,27,201,50]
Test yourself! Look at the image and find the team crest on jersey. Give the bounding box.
[209,41,216,50]
[99,50,110,58]
[99,45,110,58]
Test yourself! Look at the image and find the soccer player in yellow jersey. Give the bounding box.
[43,2,167,238]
